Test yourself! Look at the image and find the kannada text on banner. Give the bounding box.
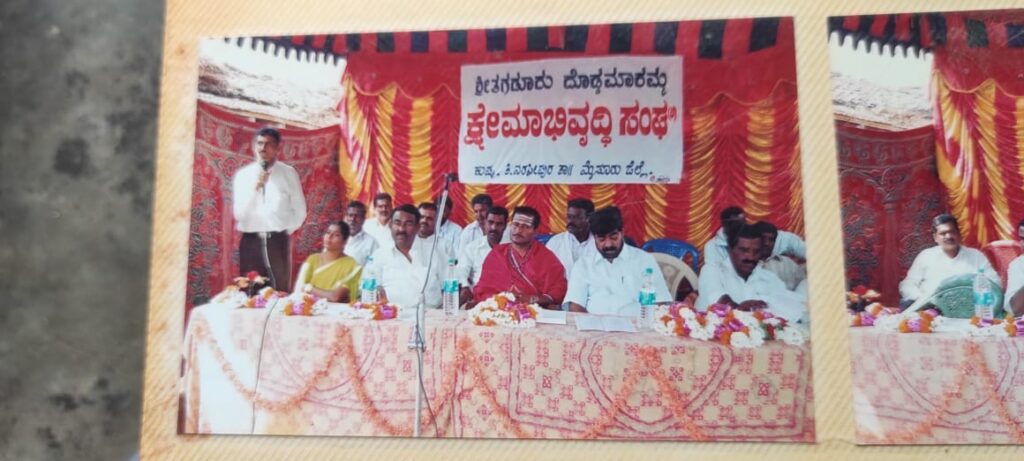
[458,56,684,184]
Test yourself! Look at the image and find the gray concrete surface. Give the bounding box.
[0,1,163,459]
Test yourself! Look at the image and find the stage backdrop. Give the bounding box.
[187,101,345,315]
[836,122,944,306]
[278,18,807,250]
[831,10,1024,248]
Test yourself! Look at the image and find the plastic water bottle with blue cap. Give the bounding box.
[973,267,994,321]
[638,267,657,330]
[360,255,378,304]
[442,257,460,319]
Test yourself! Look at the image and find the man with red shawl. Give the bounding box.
[473,206,567,309]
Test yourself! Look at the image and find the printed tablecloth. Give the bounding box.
[182,304,814,441]
[850,327,1024,444]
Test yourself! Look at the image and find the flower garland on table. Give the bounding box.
[967,314,1024,338]
[279,293,327,316]
[846,286,900,327]
[210,271,282,308]
[652,302,809,348]
[846,285,881,309]
[849,303,900,327]
[341,301,399,321]
[468,292,539,328]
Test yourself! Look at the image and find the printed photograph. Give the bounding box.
[831,9,1024,444]
[178,17,814,441]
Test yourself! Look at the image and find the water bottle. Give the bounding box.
[360,256,378,304]
[973,268,994,321]
[638,267,657,330]
[442,258,460,318]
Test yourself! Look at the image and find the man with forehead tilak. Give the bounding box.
[473,207,566,309]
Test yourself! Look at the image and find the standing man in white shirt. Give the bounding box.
[457,193,493,253]
[436,196,463,252]
[343,200,378,266]
[363,192,394,249]
[456,205,508,306]
[696,224,807,322]
[546,198,597,278]
[1004,218,1024,317]
[415,202,452,260]
[363,204,445,310]
[899,214,1000,305]
[231,127,306,291]
[566,207,671,316]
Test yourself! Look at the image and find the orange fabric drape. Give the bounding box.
[339,76,803,253]
[933,72,1024,247]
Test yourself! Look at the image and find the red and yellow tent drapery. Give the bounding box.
[310,18,804,252]
[832,9,1024,248]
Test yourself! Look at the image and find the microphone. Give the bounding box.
[444,172,458,186]
[259,160,270,198]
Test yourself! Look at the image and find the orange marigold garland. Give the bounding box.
[654,302,808,347]
[348,301,399,320]
[280,293,327,316]
[896,309,939,333]
[469,292,539,327]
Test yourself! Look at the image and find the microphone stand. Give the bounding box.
[408,174,453,437]
[259,232,277,291]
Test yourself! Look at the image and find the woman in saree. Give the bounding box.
[293,221,362,302]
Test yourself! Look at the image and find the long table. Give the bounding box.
[850,327,1024,444]
[181,303,814,441]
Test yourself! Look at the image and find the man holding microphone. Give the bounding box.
[231,127,307,291]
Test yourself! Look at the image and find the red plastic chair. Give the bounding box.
[982,240,1023,288]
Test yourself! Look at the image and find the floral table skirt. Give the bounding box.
[181,304,814,441]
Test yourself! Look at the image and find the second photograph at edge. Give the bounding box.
[831,9,1024,445]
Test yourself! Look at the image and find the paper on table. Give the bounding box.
[575,315,637,332]
[535,309,568,325]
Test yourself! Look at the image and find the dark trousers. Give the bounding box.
[239,232,290,291]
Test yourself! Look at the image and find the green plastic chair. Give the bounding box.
[924,273,1005,319]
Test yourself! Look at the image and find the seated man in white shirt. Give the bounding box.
[457,193,493,254]
[566,207,671,316]
[755,220,807,294]
[702,206,747,268]
[436,195,463,252]
[1005,219,1024,317]
[415,202,452,260]
[696,224,807,322]
[343,200,378,266]
[899,213,1000,306]
[363,192,394,249]
[754,220,806,262]
[456,205,508,306]
[703,206,806,267]
[546,198,597,278]
[363,204,445,310]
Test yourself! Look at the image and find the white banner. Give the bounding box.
[458,56,684,184]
